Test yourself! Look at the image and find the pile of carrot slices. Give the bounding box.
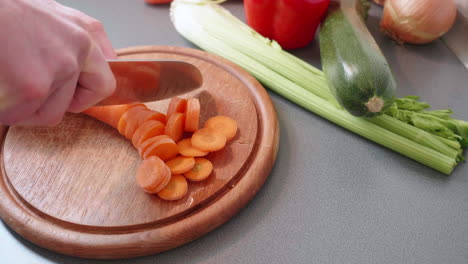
[83,97,237,201]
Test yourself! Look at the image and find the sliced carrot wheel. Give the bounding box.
[167,97,187,118]
[184,158,213,182]
[142,136,179,161]
[177,138,208,157]
[83,103,144,129]
[157,174,188,201]
[165,112,186,143]
[144,110,166,124]
[124,109,164,140]
[204,115,238,141]
[131,120,165,149]
[166,156,195,174]
[185,98,200,132]
[138,135,170,157]
[136,156,171,194]
[117,105,147,136]
[191,128,226,152]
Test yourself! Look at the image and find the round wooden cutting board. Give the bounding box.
[0,46,279,259]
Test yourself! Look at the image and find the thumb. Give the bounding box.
[67,43,116,113]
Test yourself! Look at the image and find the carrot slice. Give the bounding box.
[123,109,151,139]
[124,109,166,140]
[132,120,165,149]
[117,105,147,136]
[204,115,238,141]
[82,103,144,129]
[177,138,208,157]
[138,135,170,157]
[165,112,186,142]
[185,98,200,132]
[136,156,171,194]
[184,158,213,182]
[166,156,195,174]
[144,110,166,124]
[191,128,226,152]
[167,97,187,118]
[157,174,188,201]
[142,136,179,161]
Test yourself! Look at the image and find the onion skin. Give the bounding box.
[380,0,457,45]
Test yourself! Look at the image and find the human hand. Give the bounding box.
[0,0,117,126]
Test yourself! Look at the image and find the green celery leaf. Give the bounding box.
[394,96,430,111]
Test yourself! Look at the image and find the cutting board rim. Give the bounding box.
[0,45,279,259]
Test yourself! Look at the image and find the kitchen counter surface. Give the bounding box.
[1,1,467,263]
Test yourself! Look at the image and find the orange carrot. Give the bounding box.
[185,98,200,132]
[138,135,169,157]
[157,174,188,201]
[136,156,171,194]
[165,112,186,142]
[123,109,153,139]
[177,138,209,157]
[124,108,167,140]
[82,103,144,129]
[117,105,148,136]
[167,97,187,118]
[166,156,195,174]
[142,136,179,161]
[143,110,166,124]
[131,120,165,149]
[191,128,226,152]
[204,115,238,141]
[184,158,213,182]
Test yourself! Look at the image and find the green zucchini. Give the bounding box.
[319,0,396,117]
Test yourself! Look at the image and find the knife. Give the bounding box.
[96,60,203,106]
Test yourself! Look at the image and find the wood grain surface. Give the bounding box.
[0,46,279,259]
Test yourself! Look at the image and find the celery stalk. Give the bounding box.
[171,0,334,103]
[367,115,459,159]
[434,136,461,150]
[170,0,460,174]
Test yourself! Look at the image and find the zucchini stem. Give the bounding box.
[365,96,385,113]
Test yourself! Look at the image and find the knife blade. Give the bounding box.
[96,60,203,106]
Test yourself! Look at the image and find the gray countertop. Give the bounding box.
[1,1,467,263]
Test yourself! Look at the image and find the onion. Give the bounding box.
[380,0,457,44]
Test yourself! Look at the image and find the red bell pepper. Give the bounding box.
[244,0,330,50]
